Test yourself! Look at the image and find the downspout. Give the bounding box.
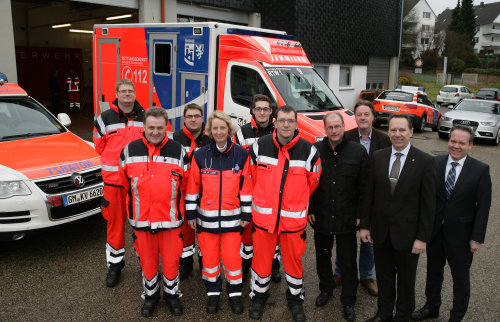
[161,0,165,22]
[396,0,404,88]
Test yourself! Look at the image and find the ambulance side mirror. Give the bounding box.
[57,113,71,127]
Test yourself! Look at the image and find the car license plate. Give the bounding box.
[443,98,449,101]
[63,186,104,206]
[383,105,400,111]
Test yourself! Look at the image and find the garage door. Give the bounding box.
[366,56,389,90]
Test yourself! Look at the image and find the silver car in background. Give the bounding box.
[436,85,474,107]
[438,99,500,145]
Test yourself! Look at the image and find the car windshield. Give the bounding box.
[265,67,343,112]
[455,100,500,114]
[0,97,65,141]
[441,86,458,93]
[477,90,496,97]
[377,91,414,102]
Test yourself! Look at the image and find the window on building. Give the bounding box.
[474,37,479,43]
[422,25,432,32]
[366,83,371,90]
[423,12,431,19]
[421,38,429,45]
[314,65,329,83]
[493,25,496,29]
[230,65,272,108]
[339,66,351,87]
[492,37,495,42]
[378,82,384,89]
[154,43,172,75]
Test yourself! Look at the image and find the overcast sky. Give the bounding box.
[426,0,499,16]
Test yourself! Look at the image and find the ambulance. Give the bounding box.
[93,22,356,141]
[0,81,103,240]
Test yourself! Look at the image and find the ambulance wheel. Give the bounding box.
[415,115,426,133]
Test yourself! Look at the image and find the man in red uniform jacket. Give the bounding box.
[93,79,145,288]
[248,105,321,322]
[119,107,187,318]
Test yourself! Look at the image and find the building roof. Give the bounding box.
[403,0,420,17]
[437,1,500,28]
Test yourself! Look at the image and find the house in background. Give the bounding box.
[402,0,439,59]
[437,1,500,54]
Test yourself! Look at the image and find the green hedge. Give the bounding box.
[463,68,500,76]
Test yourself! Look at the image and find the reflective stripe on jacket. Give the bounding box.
[185,139,253,234]
[119,134,187,232]
[249,130,321,233]
[234,117,274,150]
[93,100,145,185]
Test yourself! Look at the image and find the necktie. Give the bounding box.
[389,152,403,194]
[445,162,459,198]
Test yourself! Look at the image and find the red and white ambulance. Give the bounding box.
[93,22,356,142]
[0,81,103,240]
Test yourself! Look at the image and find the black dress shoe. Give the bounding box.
[249,300,265,320]
[140,300,157,318]
[166,298,183,316]
[105,270,121,288]
[289,304,306,322]
[229,296,244,314]
[315,292,332,307]
[179,260,193,281]
[206,295,220,314]
[411,306,439,320]
[343,305,355,321]
[365,316,391,322]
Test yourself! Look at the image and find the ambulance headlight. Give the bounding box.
[0,181,32,198]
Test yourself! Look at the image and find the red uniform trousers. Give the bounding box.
[134,228,183,301]
[198,231,243,297]
[250,227,307,305]
[101,184,127,272]
[241,220,281,261]
[68,91,80,109]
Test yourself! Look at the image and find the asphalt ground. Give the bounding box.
[1,105,499,321]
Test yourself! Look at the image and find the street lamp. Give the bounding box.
[485,52,494,85]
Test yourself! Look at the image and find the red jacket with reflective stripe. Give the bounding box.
[93,100,145,185]
[185,139,253,234]
[118,134,187,232]
[249,130,321,233]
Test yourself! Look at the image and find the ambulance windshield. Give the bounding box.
[0,97,65,142]
[265,67,343,112]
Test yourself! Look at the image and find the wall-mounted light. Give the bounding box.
[69,29,93,34]
[52,23,71,28]
[106,14,132,21]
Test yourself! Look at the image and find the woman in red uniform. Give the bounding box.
[185,111,252,315]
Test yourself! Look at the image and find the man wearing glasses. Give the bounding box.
[173,103,210,280]
[248,106,321,322]
[93,78,145,287]
[234,94,281,283]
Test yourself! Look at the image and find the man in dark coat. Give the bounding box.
[308,112,369,321]
[411,125,491,322]
[360,114,435,322]
[334,100,391,296]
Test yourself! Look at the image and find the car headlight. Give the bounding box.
[444,117,452,121]
[0,181,32,199]
[480,122,496,126]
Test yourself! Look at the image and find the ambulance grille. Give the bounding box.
[0,211,31,224]
[34,168,102,195]
[49,198,101,220]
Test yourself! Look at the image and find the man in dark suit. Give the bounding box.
[334,100,391,296]
[411,125,492,322]
[360,114,435,322]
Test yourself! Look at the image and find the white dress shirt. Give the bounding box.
[388,144,411,178]
[445,155,467,185]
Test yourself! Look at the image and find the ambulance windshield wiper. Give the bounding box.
[1,131,60,141]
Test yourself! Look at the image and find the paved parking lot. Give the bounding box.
[1,115,499,321]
